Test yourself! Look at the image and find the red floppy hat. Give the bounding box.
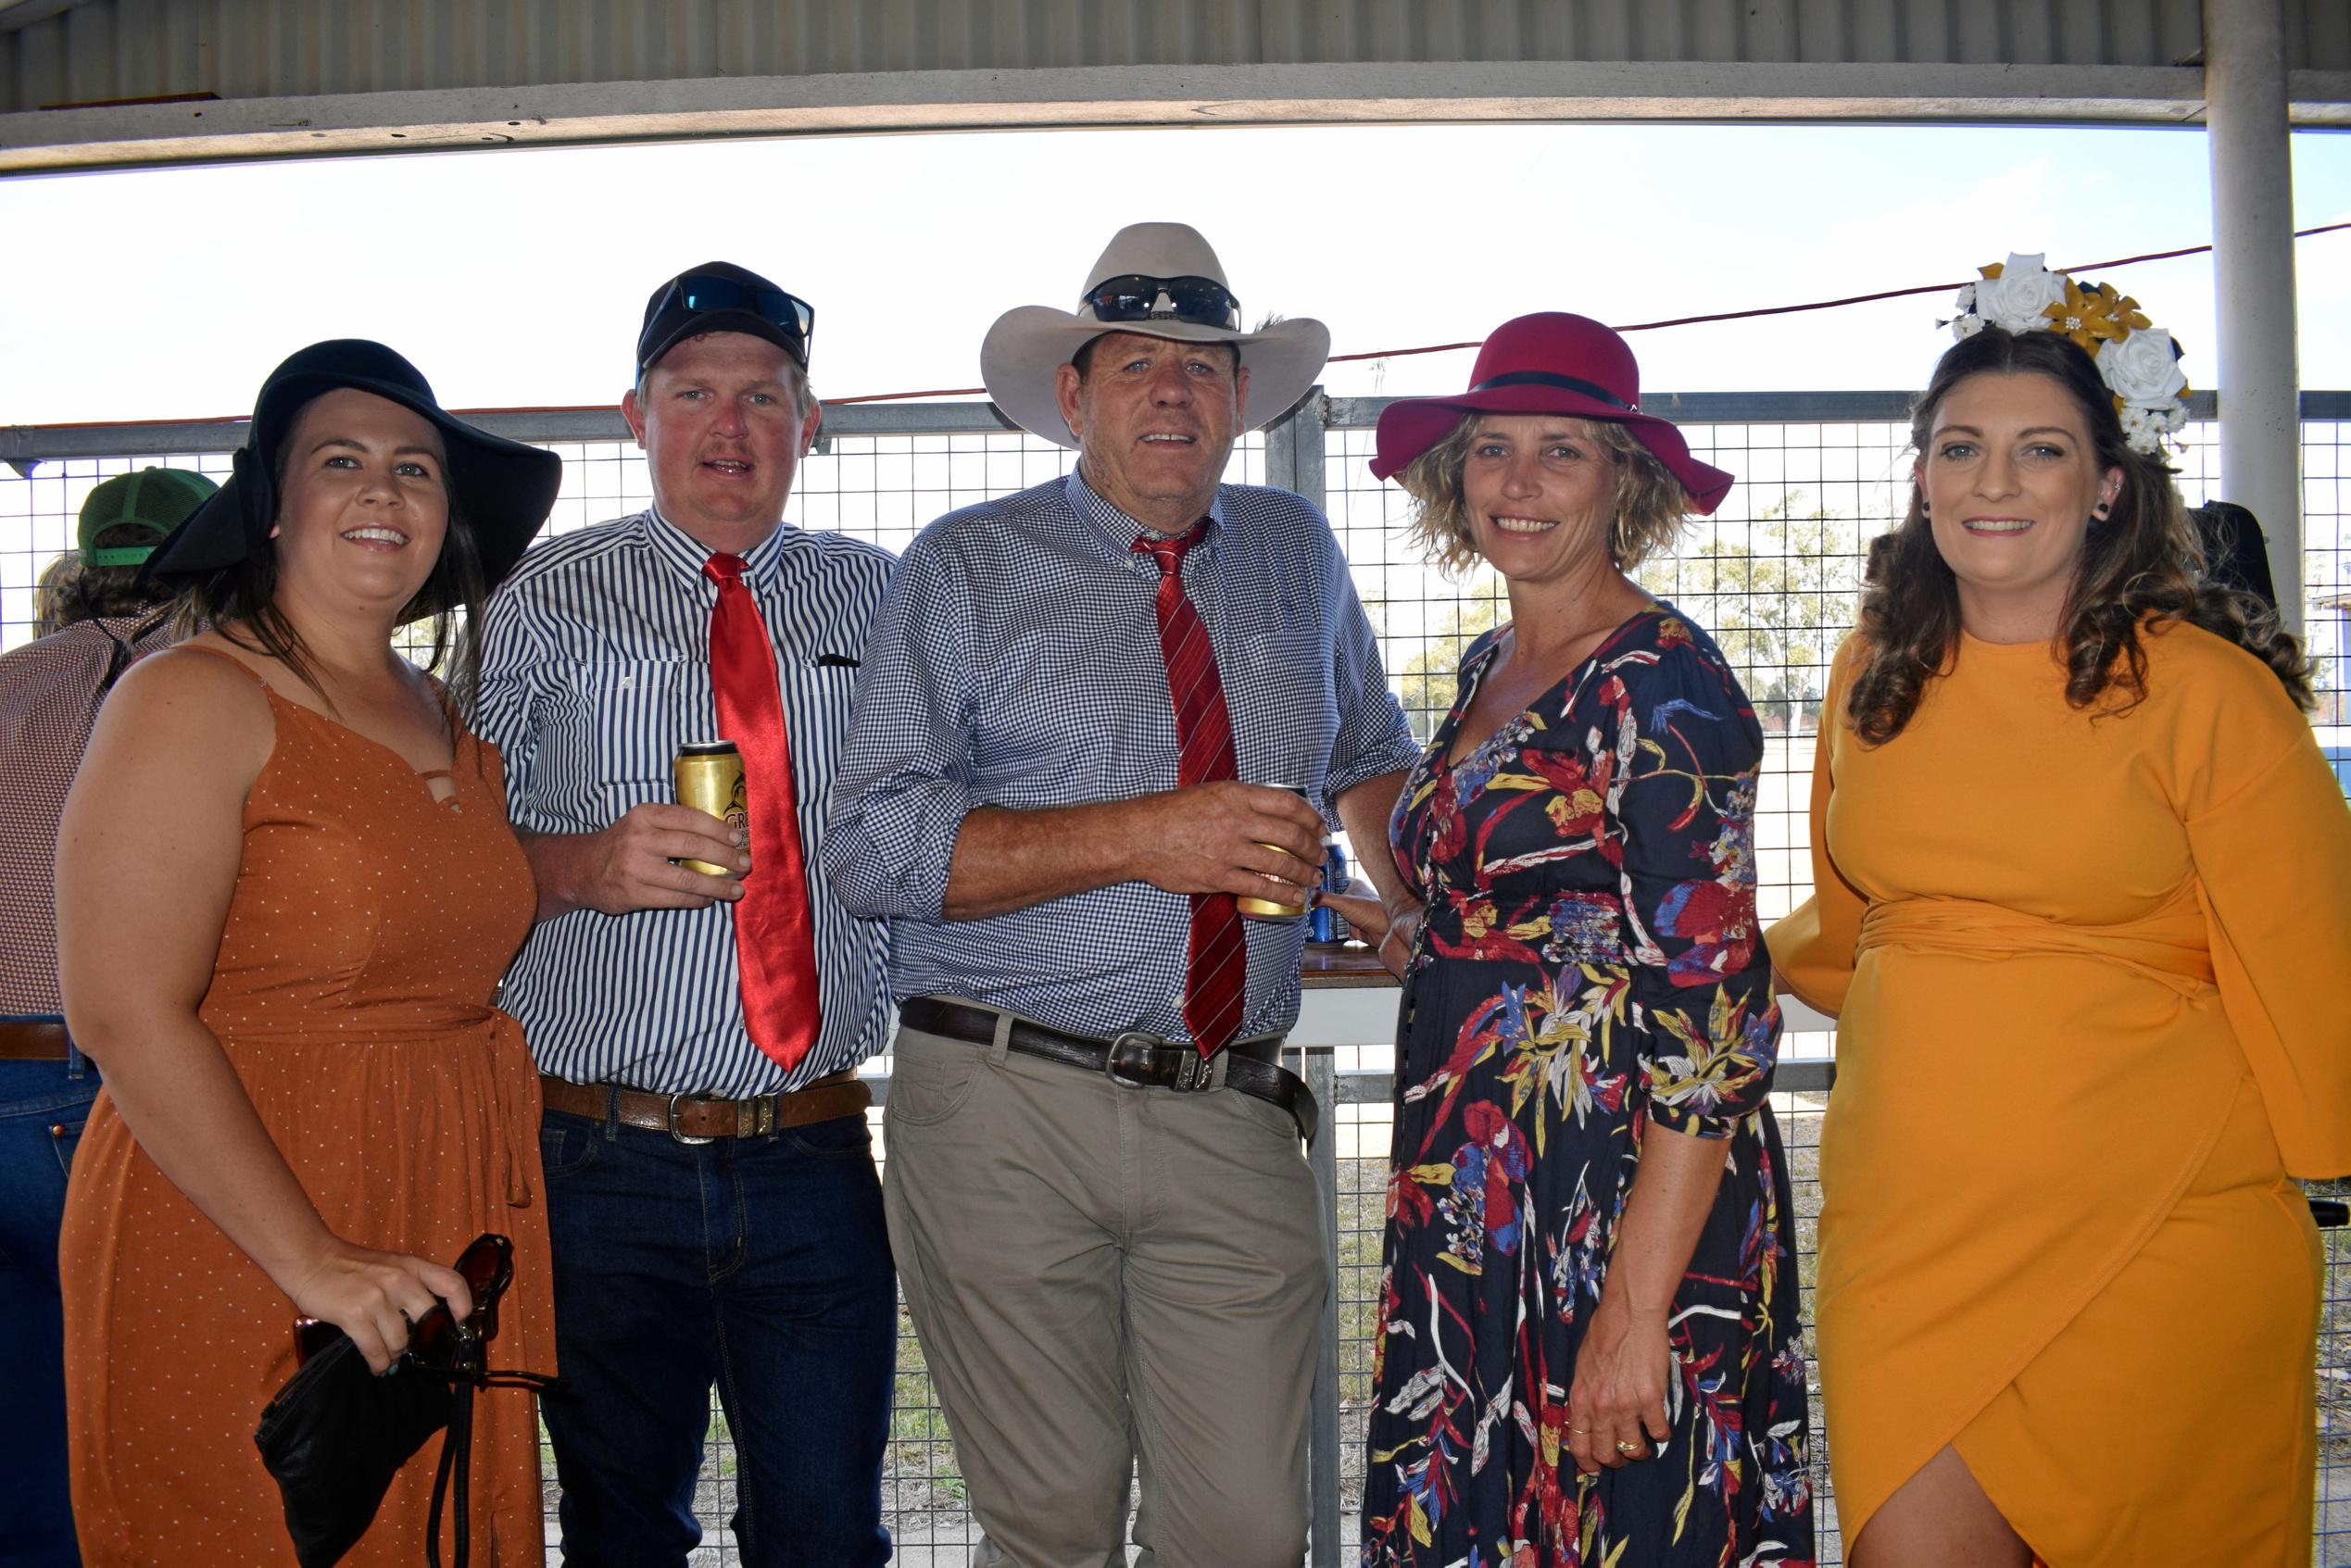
[1370,312,1734,514]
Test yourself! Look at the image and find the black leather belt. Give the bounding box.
[898,997,1318,1146]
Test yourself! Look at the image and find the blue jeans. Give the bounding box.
[0,1026,97,1568]
[538,1100,896,1567]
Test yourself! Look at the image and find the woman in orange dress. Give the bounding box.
[56,341,563,1565]
[1769,276,2351,1565]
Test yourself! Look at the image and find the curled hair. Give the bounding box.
[1849,327,2311,744]
[1397,412,1692,574]
[169,402,492,720]
[33,526,176,638]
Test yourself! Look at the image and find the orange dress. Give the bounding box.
[1768,621,2351,1564]
[59,659,554,1567]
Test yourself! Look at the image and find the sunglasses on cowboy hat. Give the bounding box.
[1078,274,1243,333]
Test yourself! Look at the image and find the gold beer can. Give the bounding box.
[673,741,747,877]
[1236,784,1314,922]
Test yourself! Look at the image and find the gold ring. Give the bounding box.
[1569,1426,1589,1435]
[1615,1440,1641,1454]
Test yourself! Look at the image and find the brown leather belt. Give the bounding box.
[538,1069,869,1144]
[0,1020,72,1061]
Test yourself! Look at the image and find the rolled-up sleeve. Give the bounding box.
[822,541,980,921]
[1320,541,1420,803]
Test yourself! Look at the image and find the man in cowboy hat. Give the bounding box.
[476,263,899,1566]
[827,221,1421,1564]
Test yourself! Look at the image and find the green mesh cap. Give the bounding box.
[77,468,220,567]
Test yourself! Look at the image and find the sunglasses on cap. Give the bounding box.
[294,1233,516,1378]
[1080,274,1242,333]
[662,270,817,364]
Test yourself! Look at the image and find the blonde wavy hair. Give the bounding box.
[1395,412,1694,573]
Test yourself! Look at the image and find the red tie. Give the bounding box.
[703,553,822,1071]
[1132,520,1246,1058]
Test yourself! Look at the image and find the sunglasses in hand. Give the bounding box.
[293,1234,515,1380]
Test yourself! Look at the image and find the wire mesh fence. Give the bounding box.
[5,392,2348,1563]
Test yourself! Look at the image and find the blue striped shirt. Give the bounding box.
[823,470,1418,1043]
[476,508,896,1097]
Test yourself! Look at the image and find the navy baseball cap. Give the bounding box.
[635,262,815,380]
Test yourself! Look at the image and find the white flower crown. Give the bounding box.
[1945,252,2190,457]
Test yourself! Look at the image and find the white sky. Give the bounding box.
[2,119,2347,425]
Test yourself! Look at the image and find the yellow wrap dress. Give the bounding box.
[1768,620,2351,1563]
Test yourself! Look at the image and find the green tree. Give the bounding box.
[1639,499,1865,733]
[1391,574,1506,744]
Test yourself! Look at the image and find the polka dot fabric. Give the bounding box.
[59,657,551,1566]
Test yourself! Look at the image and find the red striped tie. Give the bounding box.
[1133,520,1246,1058]
[704,553,823,1071]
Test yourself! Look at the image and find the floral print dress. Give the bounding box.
[1360,606,1813,1568]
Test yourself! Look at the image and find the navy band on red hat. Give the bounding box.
[1469,370,1636,411]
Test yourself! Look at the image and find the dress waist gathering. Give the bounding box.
[1854,894,2215,998]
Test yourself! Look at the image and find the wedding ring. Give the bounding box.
[1615,1440,1641,1454]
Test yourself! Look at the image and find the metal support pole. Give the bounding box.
[2204,0,2304,631]
[1304,1044,1342,1567]
[1263,388,1329,509]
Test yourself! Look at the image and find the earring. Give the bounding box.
[2092,505,2111,522]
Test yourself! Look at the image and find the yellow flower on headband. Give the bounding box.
[2043,279,2151,355]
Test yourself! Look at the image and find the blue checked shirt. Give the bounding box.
[823,470,1418,1043]
[476,508,896,1097]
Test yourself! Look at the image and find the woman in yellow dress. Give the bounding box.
[1768,264,2351,1566]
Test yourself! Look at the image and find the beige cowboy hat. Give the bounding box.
[980,221,1331,450]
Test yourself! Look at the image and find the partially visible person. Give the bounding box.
[477,262,899,1567]
[1338,314,1812,1566]
[31,550,79,640]
[1768,260,2351,1565]
[828,221,1421,1565]
[56,342,562,1565]
[0,467,213,1568]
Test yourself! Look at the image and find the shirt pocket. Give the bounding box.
[559,659,699,811]
[1223,621,1340,796]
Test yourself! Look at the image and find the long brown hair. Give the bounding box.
[1848,327,2310,744]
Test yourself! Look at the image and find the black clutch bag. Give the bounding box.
[254,1332,456,1567]
[253,1234,556,1568]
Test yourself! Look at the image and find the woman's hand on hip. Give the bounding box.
[283,1239,474,1375]
[1566,1285,1674,1474]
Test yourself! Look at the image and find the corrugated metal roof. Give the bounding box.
[4,0,2346,170]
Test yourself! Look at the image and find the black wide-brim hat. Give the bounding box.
[145,339,563,618]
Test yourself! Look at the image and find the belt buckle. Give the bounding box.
[1105,1031,1216,1093]
[665,1093,720,1146]
[1104,1032,1165,1090]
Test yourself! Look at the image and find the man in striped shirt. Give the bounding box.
[828,223,1420,1565]
[476,263,896,1568]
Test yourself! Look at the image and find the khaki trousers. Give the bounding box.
[884,1013,1326,1568]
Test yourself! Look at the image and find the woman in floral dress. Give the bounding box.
[1345,315,1813,1566]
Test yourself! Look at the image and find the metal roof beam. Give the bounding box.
[9,58,2345,175]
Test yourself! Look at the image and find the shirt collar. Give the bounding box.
[640,504,799,588]
[1064,469,1227,567]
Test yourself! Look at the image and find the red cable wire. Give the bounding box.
[833,221,2350,399]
